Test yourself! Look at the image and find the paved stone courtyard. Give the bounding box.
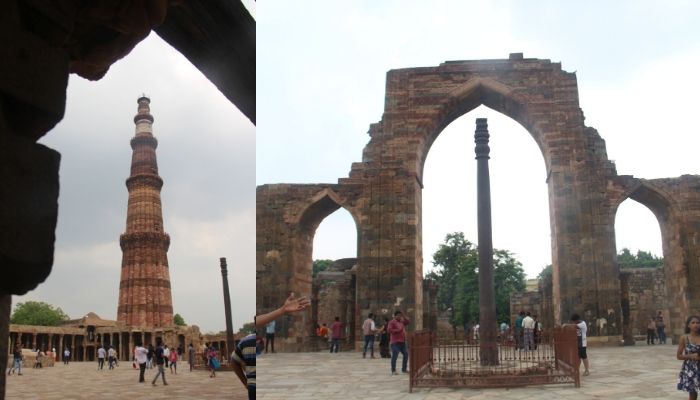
[258,342,683,399]
[5,361,247,399]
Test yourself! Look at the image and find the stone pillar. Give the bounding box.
[58,335,63,361]
[32,333,37,350]
[0,295,10,394]
[71,336,75,360]
[219,258,236,359]
[474,118,498,365]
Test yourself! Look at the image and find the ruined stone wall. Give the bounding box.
[257,55,700,350]
[619,267,666,337]
[256,184,363,350]
[510,292,542,326]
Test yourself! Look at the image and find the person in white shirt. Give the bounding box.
[362,313,377,358]
[134,342,148,383]
[97,345,107,370]
[107,346,117,370]
[522,312,536,350]
[571,313,590,376]
[163,345,171,368]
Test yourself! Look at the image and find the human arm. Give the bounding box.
[256,292,311,328]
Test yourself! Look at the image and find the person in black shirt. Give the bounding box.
[151,337,168,386]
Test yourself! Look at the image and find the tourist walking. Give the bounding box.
[499,321,509,341]
[151,338,168,386]
[134,342,148,383]
[533,315,542,349]
[522,312,535,350]
[265,320,276,353]
[330,317,343,353]
[163,344,170,368]
[514,311,525,349]
[677,315,700,399]
[188,342,195,372]
[147,344,154,369]
[63,347,70,365]
[108,346,116,370]
[388,310,410,375]
[97,344,106,370]
[8,342,23,375]
[231,333,257,400]
[647,318,657,345]
[379,317,390,358]
[362,313,377,359]
[169,346,178,374]
[657,311,667,344]
[207,346,218,378]
[571,313,590,376]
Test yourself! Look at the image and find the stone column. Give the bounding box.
[58,335,63,361]
[32,333,37,350]
[474,118,498,365]
[0,295,10,394]
[219,258,236,358]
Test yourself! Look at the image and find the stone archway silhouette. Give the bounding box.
[257,54,700,350]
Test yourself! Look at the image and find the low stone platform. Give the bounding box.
[258,343,681,399]
[6,361,248,399]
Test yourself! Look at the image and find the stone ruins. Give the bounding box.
[256,53,700,351]
[8,98,235,364]
[1,1,254,395]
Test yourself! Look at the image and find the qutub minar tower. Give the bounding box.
[117,96,174,328]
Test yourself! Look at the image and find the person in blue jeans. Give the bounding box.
[657,311,667,344]
[387,310,410,375]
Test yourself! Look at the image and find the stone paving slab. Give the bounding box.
[258,343,682,399]
[6,361,248,399]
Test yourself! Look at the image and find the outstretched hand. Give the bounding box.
[283,292,311,314]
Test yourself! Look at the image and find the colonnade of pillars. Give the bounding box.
[7,330,185,362]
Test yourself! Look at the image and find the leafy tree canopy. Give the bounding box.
[537,264,552,280]
[237,322,255,334]
[426,232,526,328]
[174,313,186,326]
[313,259,333,277]
[10,301,70,326]
[618,248,663,268]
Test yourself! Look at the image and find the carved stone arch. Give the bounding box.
[614,180,675,226]
[417,77,545,182]
[293,187,360,233]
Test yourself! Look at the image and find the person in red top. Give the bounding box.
[330,317,344,353]
[387,310,410,375]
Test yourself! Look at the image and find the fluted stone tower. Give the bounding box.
[117,96,173,328]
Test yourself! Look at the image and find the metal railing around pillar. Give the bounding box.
[409,326,580,391]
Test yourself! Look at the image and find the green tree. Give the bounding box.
[173,313,186,326]
[493,250,526,323]
[426,232,526,330]
[313,259,333,277]
[237,322,255,334]
[617,248,663,268]
[10,301,69,326]
[537,264,552,280]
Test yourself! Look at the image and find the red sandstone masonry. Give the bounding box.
[117,97,173,328]
[257,55,700,350]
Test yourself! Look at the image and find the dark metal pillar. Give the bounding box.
[219,257,236,359]
[474,118,498,365]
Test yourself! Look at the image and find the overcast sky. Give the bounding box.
[12,29,255,334]
[257,1,700,279]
